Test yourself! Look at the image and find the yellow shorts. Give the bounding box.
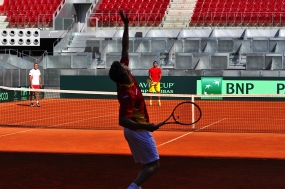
[149,82,160,93]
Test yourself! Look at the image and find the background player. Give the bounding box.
[148,61,162,106]
[29,62,42,107]
[108,11,162,189]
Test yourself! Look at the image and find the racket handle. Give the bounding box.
[154,122,165,127]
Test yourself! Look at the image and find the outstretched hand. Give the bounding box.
[119,10,129,25]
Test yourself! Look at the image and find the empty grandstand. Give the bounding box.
[1,0,285,90]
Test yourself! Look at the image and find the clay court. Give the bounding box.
[1,98,285,189]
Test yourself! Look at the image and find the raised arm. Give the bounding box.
[119,10,129,59]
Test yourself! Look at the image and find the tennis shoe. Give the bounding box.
[30,102,34,107]
[36,103,41,107]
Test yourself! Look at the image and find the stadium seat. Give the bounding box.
[8,16,16,27]
[250,14,259,26]
[242,13,251,26]
[52,4,59,11]
[0,6,3,15]
[203,13,212,26]
[189,15,199,26]
[28,16,37,28]
[102,14,110,26]
[132,3,141,12]
[139,3,147,11]
[129,14,138,26]
[147,14,157,26]
[120,3,132,11]
[280,14,285,26]
[90,18,96,27]
[2,0,63,28]
[139,14,148,26]
[46,16,53,27]
[212,14,221,26]
[112,3,121,10]
[109,14,118,26]
[99,3,107,11]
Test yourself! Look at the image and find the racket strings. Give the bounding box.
[173,103,201,124]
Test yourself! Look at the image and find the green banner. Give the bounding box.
[0,86,45,103]
[60,76,198,95]
[197,78,285,94]
[0,86,31,102]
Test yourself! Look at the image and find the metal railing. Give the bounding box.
[85,12,163,31]
[53,23,74,54]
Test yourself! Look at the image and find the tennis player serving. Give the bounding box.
[108,10,162,189]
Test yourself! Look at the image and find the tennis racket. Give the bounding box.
[147,79,159,93]
[146,79,154,85]
[158,101,202,126]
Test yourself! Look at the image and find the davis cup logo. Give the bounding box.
[201,77,222,95]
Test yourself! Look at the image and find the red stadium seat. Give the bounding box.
[147,14,157,26]
[212,14,221,26]
[263,14,273,27]
[89,18,97,27]
[272,13,281,27]
[226,13,235,26]
[28,16,37,27]
[257,13,267,26]
[99,3,107,10]
[8,17,16,27]
[139,13,148,26]
[109,14,117,26]
[195,1,203,9]
[132,3,140,12]
[280,14,285,26]
[59,0,65,3]
[45,15,53,27]
[189,14,199,26]
[129,14,138,26]
[139,3,147,11]
[94,14,102,25]
[102,14,110,26]
[250,13,259,26]
[0,6,3,14]
[101,0,110,3]
[120,3,130,11]
[106,3,115,11]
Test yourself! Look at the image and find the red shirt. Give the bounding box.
[149,67,162,82]
[117,58,149,124]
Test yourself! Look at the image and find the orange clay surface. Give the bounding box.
[1,128,285,189]
[1,99,285,188]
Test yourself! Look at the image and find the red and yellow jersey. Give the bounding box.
[117,58,149,124]
[148,67,162,82]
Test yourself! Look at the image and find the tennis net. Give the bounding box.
[1,86,285,133]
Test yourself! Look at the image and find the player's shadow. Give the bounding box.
[16,104,31,107]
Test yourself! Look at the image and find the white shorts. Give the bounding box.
[124,128,159,164]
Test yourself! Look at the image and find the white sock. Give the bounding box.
[127,183,139,189]
[158,100,161,102]
[36,101,39,103]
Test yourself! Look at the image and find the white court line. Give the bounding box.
[50,113,118,127]
[10,104,117,126]
[0,129,35,138]
[157,118,227,148]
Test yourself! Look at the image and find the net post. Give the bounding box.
[191,95,195,129]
